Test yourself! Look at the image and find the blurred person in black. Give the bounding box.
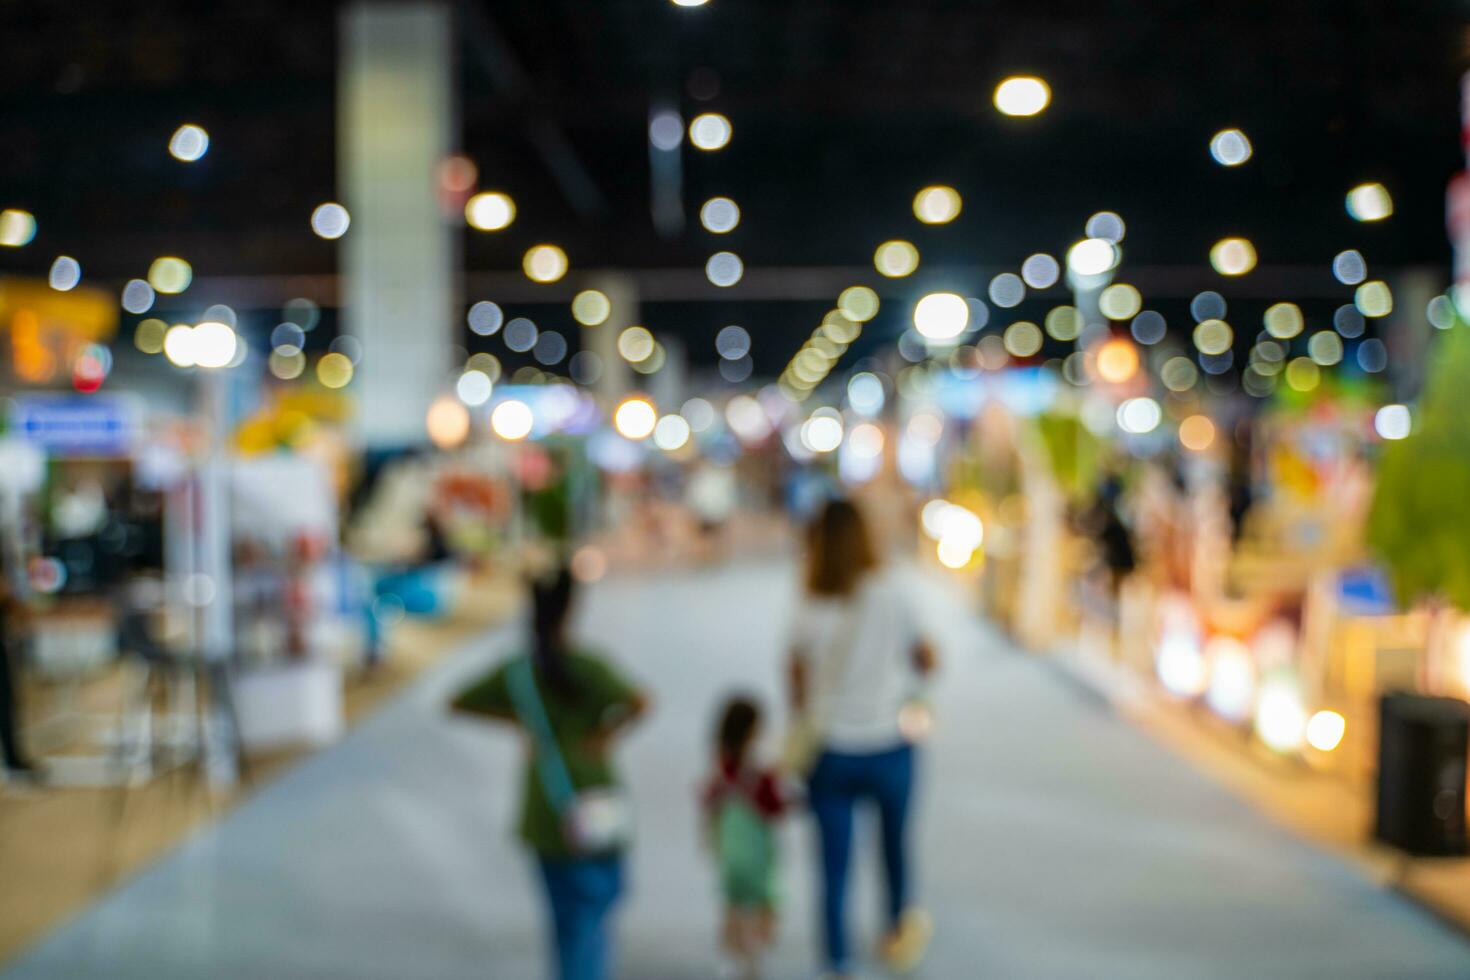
[1227,437,1255,546]
[0,570,38,781]
[452,565,648,980]
[1079,471,1136,595]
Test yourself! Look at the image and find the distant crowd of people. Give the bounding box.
[453,497,937,980]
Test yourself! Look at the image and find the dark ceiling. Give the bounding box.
[0,0,1466,372]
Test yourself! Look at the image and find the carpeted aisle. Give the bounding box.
[5,560,1469,978]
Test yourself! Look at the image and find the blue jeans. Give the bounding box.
[806,742,916,973]
[536,855,624,980]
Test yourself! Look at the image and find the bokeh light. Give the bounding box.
[148,256,193,294]
[272,323,305,353]
[1117,396,1162,434]
[1067,237,1117,276]
[1346,182,1393,222]
[682,397,716,432]
[284,297,320,330]
[1355,280,1392,317]
[1332,249,1366,285]
[163,324,196,367]
[838,285,880,322]
[311,202,350,239]
[0,209,36,247]
[1427,295,1456,330]
[706,251,744,287]
[913,185,962,224]
[875,240,919,278]
[468,300,504,336]
[1306,710,1347,752]
[1285,357,1320,392]
[1095,337,1139,383]
[1209,128,1251,166]
[569,351,602,385]
[848,372,885,416]
[1375,404,1411,440]
[1210,237,1256,276]
[121,279,155,314]
[1334,305,1366,338]
[534,331,566,366]
[1191,291,1227,322]
[491,399,534,440]
[618,326,656,363]
[1130,310,1166,345]
[1193,319,1233,355]
[456,369,493,406]
[700,197,740,233]
[913,292,969,341]
[134,318,167,355]
[1161,356,1199,392]
[269,349,306,380]
[1086,211,1126,243]
[653,414,691,451]
[689,112,732,150]
[426,396,470,449]
[648,110,683,150]
[1098,283,1141,320]
[316,352,354,388]
[1255,678,1307,753]
[466,352,502,382]
[1308,331,1343,366]
[989,273,1025,309]
[1021,253,1060,289]
[800,410,844,454]
[48,256,80,291]
[572,290,611,327]
[504,317,538,352]
[1045,305,1080,342]
[1357,338,1388,373]
[168,123,209,162]
[192,320,238,369]
[993,76,1050,116]
[1158,632,1208,697]
[1264,302,1304,340]
[1002,321,1043,357]
[716,325,751,360]
[614,397,658,440]
[523,244,568,283]
[632,342,667,376]
[1205,637,1256,722]
[848,422,884,459]
[466,192,516,231]
[1179,414,1216,452]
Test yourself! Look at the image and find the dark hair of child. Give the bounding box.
[716,696,761,767]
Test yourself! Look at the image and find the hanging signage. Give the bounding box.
[9,394,141,457]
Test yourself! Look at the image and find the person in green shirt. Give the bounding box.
[453,565,648,980]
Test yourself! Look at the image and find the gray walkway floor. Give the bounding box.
[6,560,1470,979]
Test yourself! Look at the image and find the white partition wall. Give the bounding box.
[339,2,456,448]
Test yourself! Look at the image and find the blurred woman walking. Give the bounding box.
[786,499,937,979]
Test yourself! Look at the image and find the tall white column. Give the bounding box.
[340,2,456,448]
[585,273,637,404]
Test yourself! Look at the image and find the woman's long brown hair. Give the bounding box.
[805,498,879,597]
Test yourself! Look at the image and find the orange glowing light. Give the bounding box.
[1095,338,1139,384]
[1179,414,1216,452]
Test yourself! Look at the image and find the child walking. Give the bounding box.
[702,696,789,980]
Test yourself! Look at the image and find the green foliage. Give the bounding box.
[1367,322,1470,609]
[1033,411,1101,501]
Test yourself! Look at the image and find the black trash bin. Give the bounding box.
[1375,693,1470,856]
